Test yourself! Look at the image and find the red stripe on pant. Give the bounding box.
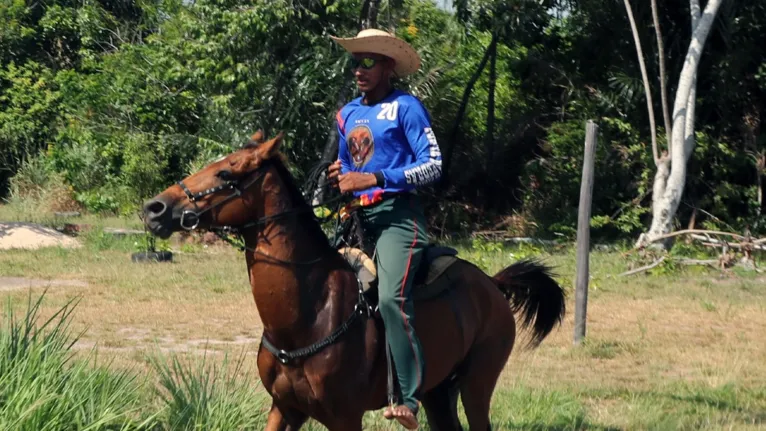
[399,215,422,392]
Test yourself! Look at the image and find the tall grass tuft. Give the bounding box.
[490,387,588,430]
[0,291,157,430]
[150,348,269,430]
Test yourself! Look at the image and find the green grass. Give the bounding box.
[2,283,766,430]
[149,350,270,430]
[0,292,157,431]
[2,211,766,429]
[0,200,143,231]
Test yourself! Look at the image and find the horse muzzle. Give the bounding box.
[142,197,176,239]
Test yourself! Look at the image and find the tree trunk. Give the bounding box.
[642,0,724,247]
[637,154,671,248]
[485,35,497,173]
[758,160,764,215]
[360,0,380,29]
[440,34,496,189]
[744,106,764,217]
[623,0,659,164]
[481,35,498,210]
[651,0,672,147]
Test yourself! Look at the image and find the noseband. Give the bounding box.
[177,165,269,231]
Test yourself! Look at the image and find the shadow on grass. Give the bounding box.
[576,384,766,429]
[666,391,766,424]
[495,421,622,431]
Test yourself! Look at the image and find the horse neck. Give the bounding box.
[242,167,334,335]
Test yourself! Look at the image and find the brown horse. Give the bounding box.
[142,131,566,431]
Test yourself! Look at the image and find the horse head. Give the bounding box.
[143,130,284,239]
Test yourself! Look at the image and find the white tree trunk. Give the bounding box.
[623,0,659,164]
[642,0,724,247]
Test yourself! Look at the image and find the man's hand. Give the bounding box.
[337,172,378,193]
[328,160,379,193]
[327,160,342,184]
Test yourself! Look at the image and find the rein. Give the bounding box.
[176,160,373,364]
[176,162,342,265]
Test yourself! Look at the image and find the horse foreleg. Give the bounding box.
[265,401,307,431]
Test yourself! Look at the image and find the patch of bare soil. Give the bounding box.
[73,328,261,356]
[0,276,88,292]
[0,222,81,250]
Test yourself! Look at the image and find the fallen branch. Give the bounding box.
[470,231,558,245]
[619,256,666,277]
[690,235,766,251]
[675,258,719,267]
[699,241,766,251]
[644,229,747,244]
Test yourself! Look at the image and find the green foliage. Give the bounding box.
[2,0,765,241]
[149,350,268,430]
[669,241,718,260]
[520,117,654,239]
[490,386,588,430]
[8,151,53,199]
[133,233,171,253]
[0,61,61,195]
[0,293,156,430]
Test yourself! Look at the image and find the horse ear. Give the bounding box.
[249,129,265,144]
[259,132,284,159]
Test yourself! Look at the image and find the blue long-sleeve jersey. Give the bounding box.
[336,89,442,201]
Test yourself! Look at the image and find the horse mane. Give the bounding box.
[240,137,331,248]
[267,154,332,249]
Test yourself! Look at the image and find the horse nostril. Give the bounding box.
[144,200,167,218]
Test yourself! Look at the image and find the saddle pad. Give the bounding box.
[412,258,460,301]
[421,255,458,286]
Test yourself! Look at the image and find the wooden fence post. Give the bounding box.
[574,120,598,345]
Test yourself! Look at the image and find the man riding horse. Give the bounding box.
[142,26,565,431]
[327,28,442,429]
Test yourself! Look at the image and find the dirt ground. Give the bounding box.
[0,222,81,250]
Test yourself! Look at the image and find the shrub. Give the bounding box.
[0,292,157,430]
[149,349,269,430]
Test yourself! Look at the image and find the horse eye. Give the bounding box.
[216,170,232,180]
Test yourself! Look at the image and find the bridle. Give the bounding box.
[174,159,373,366]
[174,160,343,265]
[177,164,269,232]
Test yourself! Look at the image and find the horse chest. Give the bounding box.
[268,367,324,410]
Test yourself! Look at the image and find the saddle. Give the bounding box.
[338,244,460,302]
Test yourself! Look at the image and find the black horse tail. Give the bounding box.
[493,259,566,347]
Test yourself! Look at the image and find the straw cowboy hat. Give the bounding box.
[330,29,421,77]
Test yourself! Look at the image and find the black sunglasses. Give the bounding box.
[350,56,378,70]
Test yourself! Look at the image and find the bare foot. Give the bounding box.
[383,404,418,430]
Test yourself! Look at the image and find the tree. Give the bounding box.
[637,0,725,248]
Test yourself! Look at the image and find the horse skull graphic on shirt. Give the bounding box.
[347,125,374,168]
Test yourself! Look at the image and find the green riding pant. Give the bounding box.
[360,193,428,412]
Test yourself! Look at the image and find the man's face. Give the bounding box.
[352,53,393,93]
